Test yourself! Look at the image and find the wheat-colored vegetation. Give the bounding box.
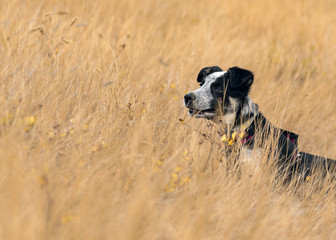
[1,0,336,239]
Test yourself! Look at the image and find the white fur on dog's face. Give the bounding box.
[189,71,226,118]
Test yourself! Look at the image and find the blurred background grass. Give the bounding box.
[0,0,336,239]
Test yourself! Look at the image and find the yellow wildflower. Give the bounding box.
[154,160,163,171]
[160,83,166,92]
[174,166,183,173]
[91,146,98,152]
[171,173,179,181]
[231,132,237,140]
[156,160,163,167]
[1,117,7,125]
[180,177,191,185]
[48,131,56,137]
[24,116,37,131]
[165,187,175,193]
[221,134,228,142]
[61,214,74,224]
[2,114,14,125]
[183,149,191,160]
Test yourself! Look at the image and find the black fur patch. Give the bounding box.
[197,66,223,85]
[228,66,254,89]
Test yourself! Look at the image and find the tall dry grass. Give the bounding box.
[1,0,336,239]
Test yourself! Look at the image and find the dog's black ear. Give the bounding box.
[197,66,223,83]
[228,66,254,88]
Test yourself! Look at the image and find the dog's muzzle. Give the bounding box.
[184,92,196,107]
[184,92,216,118]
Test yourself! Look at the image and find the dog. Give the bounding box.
[184,66,336,182]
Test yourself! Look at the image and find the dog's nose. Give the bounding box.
[184,92,196,105]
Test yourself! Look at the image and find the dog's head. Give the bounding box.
[184,66,254,123]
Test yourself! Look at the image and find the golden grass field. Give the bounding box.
[1,0,336,239]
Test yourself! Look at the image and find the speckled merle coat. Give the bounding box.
[184,66,336,182]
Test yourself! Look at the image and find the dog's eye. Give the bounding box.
[214,86,223,92]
